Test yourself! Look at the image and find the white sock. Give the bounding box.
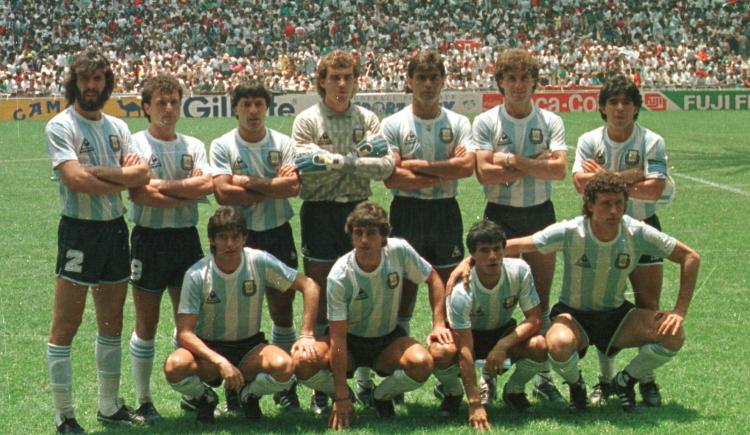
[272,323,296,353]
[597,349,617,382]
[506,359,544,394]
[433,364,463,396]
[241,373,295,399]
[624,343,675,381]
[48,343,75,426]
[354,366,374,388]
[129,332,154,405]
[397,316,411,335]
[535,366,553,386]
[548,353,581,384]
[169,375,206,399]
[373,369,423,400]
[299,369,336,396]
[96,334,122,416]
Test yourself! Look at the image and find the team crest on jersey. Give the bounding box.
[181,154,194,171]
[595,150,606,164]
[497,132,512,147]
[109,135,121,152]
[148,155,161,169]
[576,254,592,268]
[206,290,221,304]
[79,138,94,154]
[267,150,281,167]
[529,128,543,144]
[243,280,257,296]
[626,150,640,166]
[355,288,369,300]
[318,133,333,147]
[503,295,518,309]
[352,128,365,144]
[387,272,400,289]
[615,253,631,269]
[231,156,247,171]
[440,127,453,143]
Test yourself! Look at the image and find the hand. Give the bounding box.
[217,359,245,392]
[291,336,318,363]
[656,310,684,336]
[329,398,355,430]
[351,135,389,158]
[277,164,297,177]
[581,159,605,173]
[467,403,491,432]
[485,347,507,377]
[122,153,142,167]
[401,159,430,173]
[191,168,204,177]
[427,325,453,345]
[493,151,515,169]
[531,149,551,160]
[294,151,345,173]
[453,144,467,158]
[445,257,473,297]
[232,174,250,187]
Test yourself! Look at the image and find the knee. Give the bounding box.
[546,329,577,361]
[527,336,548,362]
[404,348,434,382]
[163,350,195,383]
[660,327,685,352]
[49,316,83,345]
[293,351,327,380]
[429,342,458,369]
[267,352,295,381]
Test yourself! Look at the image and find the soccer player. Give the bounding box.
[45,47,150,434]
[445,220,546,428]
[126,73,213,422]
[163,207,320,423]
[506,172,699,412]
[210,80,302,411]
[572,73,674,406]
[471,48,568,402]
[292,201,453,429]
[291,49,395,414]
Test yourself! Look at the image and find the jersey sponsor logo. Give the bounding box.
[231,156,247,171]
[440,127,454,143]
[79,138,94,154]
[267,150,281,167]
[387,272,400,289]
[206,290,221,304]
[496,132,512,147]
[595,150,606,164]
[109,135,122,152]
[243,280,257,296]
[626,150,640,166]
[355,288,369,300]
[615,253,631,269]
[404,132,418,150]
[148,155,161,169]
[503,295,518,309]
[451,245,463,258]
[181,154,194,171]
[352,128,365,144]
[529,128,543,145]
[318,133,333,147]
[576,254,592,268]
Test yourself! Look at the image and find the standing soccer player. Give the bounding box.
[45,48,149,434]
[573,73,674,406]
[127,74,213,422]
[163,207,321,423]
[291,49,395,414]
[507,172,699,413]
[381,49,474,409]
[471,48,568,403]
[210,81,303,412]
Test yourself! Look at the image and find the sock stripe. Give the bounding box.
[96,335,121,346]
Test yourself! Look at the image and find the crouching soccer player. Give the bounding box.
[293,201,454,429]
[163,207,320,423]
[443,220,546,429]
[505,172,699,412]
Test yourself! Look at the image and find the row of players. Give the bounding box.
[45,47,698,434]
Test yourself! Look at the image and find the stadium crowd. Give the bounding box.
[2,0,750,96]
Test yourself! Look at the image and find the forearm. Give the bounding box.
[427,273,448,329]
[346,155,395,180]
[298,279,320,337]
[504,153,567,180]
[384,167,439,189]
[129,185,192,208]
[178,330,227,367]
[88,163,149,188]
[494,319,539,351]
[241,174,300,198]
[214,183,267,205]
[457,341,481,406]
[157,175,213,199]
[628,178,665,201]
[674,251,700,316]
[402,155,474,180]
[330,333,350,399]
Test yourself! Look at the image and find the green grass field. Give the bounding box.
[0,110,748,434]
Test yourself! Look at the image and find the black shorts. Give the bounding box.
[347,326,407,376]
[130,226,203,292]
[300,200,361,262]
[471,320,517,360]
[484,200,556,238]
[550,301,635,358]
[56,216,130,286]
[390,196,464,268]
[245,221,298,269]
[638,214,663,265]
[201,332,268,386]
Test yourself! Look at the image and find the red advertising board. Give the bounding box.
[482,91,601,112]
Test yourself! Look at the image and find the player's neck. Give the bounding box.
[74,102,102,121]
[412,102,441,120]
[606,124,635,143]
[148,125,177,142]
[504,100,532,119]
[355,249,381,273]
[589,219,619,242]
[476,270,500,289]
[323,95,350,113]
[238,125,266,143]
[214,252,242,274]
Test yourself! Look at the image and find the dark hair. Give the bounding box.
[493,48,539,94]
[466,220,506,253]
[315,49,360,99]
[64,47,115,107]
[207,206,248,247]
[582,172,630,217]
[407,49,446,78]
[598,73,642,121]
[140,74,183,122]
[231,80,272,112]
[345,201,390,246]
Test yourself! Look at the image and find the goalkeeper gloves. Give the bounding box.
[349,136,390,158]
[295,150,346,173]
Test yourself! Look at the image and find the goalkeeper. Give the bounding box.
[291,49,394,415]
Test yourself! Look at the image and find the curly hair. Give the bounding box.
[493,48,539,94]
[598,72,642,121]
[345,201,391,246]
[315,49,360,99]
[140,74,183,122]
[582,172,630,217]
[64,47,115,108]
